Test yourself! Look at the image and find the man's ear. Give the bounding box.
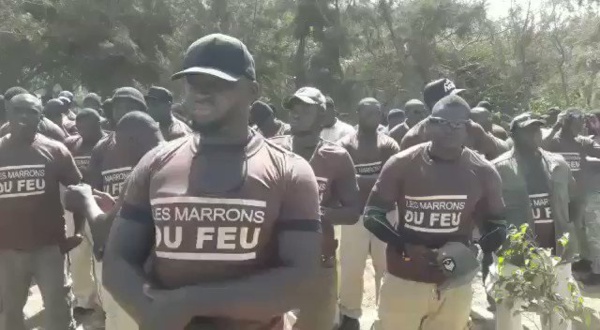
[249,81,260,102]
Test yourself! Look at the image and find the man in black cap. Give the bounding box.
[58,90,77,121]
[102,33,322,329]
[249,100,290,138]
[386,108,405,131]
[491,113,578,329]
[271,86,360,330]
[401,79,508,160]
[363,94,506,330]
[64,108,107,315]
[44,98,78,136]
[0,87,67,142]
[66,111,164,330]
[321,96,355,143]
[542,108,600,275]
[145,86,192,141]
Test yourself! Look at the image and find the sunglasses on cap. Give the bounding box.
[429,116,469,129]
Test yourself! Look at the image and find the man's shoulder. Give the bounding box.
[335,130,357,146]
[462,147,496,170]
[33,133,70,155]
[267,134,291,147]
[378,132,400,147]
[318,139,352,160]
[336,119,354,131]
[91,132,115,154]
[540,149,570,168]
[491,149,515,166]
[389,142,427,165]
[64,135,81,148]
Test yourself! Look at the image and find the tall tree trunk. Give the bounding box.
[295,35,307,88]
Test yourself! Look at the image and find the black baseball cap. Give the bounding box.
[145,86,173,103]
[510,113,545,131]
[112,87,147,110]
[172,34,256,82]
[436,242,481,291]
[423,78,465,109]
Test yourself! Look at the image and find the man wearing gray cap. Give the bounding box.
[490,113,578,330]
[102,33,322,330]
[362,94,506,330]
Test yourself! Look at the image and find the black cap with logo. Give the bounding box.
[423,78,465,110]
[172,34,256,82]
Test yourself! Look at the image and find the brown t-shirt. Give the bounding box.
[121,132,320,329]
[543,135,600,198]
[338,131,400,209]
[65,134,106,178]
[0,134,82,250]
[370,142,504,283]
[270,135,357,259]
[400,118,508,159]
[86,133,133,197]
[529,193,555,251]
[161,117,192,141]
[0,117,68,143]
[388,123,410,146]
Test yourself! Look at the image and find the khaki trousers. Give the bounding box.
[339,212,396,319]
[62,185,97,309]
[94,259,139,330]
[295,263,338,330]
[495,263,574,330]
[372,273,472,330]
[0,246,76,330]
[65,211,98,309]
[585,192,600,274]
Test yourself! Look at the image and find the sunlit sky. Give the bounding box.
[485,0,544,19]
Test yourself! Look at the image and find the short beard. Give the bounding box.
[191,118,227,134]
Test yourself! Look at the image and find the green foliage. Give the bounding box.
[492,224,594,327]
[2,0,600,119]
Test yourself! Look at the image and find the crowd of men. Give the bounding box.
[0,32,598,330]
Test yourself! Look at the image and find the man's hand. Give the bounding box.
[64,184,95,213]
[93,189,116,212]
[60,234,83,254]
[404,243,437,266]
[139,284,191,330]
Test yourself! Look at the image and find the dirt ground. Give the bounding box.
[24,258,600,330]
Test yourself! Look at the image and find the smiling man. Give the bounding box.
[364,95,506,330]
[102,34,322,330]
[0,94,82,330]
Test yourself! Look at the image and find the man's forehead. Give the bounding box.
[432,104,470,121]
